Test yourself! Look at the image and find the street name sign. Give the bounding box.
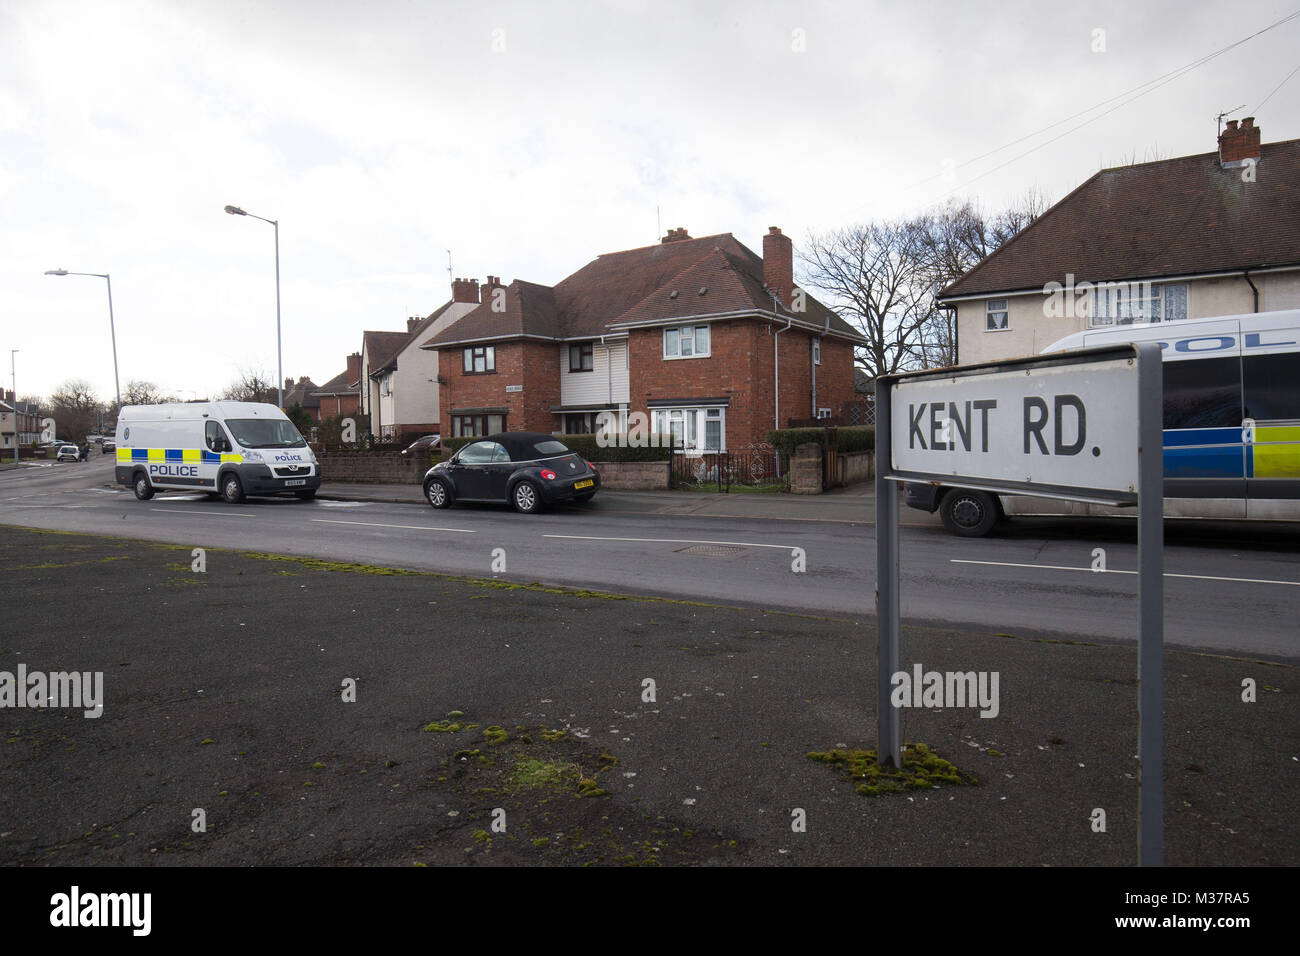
[874,343,1165,866]
[889,349,1142,503]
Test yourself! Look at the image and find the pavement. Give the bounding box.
[0,523,1295,867]
[316,476,886,523]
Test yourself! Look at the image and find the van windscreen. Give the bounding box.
[225,419,306,449]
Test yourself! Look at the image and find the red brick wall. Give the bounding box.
[626,319,857,448]
[815,337,857,420]
[316,394,360,420]
[437,341,561,435]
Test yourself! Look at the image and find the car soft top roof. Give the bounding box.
[480,431,570,460]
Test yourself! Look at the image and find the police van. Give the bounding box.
[906,308,1300,535]
[114,401,321,503]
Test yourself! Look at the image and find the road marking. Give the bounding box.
[152,508,255,517]
[543,533,797,551]
[312,519,476,534]
[950,558,1300,588]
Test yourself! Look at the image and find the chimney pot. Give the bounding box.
[1219,117,1262,167]
[452,277,480,304]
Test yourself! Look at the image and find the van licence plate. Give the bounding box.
[286,479,306,487]
[574,479,594,490]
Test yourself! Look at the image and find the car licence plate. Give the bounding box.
[286,479,306,487]
[574,479,594,490]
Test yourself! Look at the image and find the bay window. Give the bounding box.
[651,406,725,452]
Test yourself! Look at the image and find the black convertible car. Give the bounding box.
[422,431,601,513]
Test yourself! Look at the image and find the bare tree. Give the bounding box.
[123,380,176,406]
[802,191,1049,377]
[47,379,103,440]
[219,369,276,404]
[798,219,936,381]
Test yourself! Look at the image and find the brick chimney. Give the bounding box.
[346,352,361,386]
[763,226,794,308]
[1219,116,1262,167]
[661,227,692,243]
[407,315,421,332]
[452,277,480,304]
[284,377,294,392]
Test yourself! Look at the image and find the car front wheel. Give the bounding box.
[939,488,1000,537]
[512,480,542,514]
[425,478,452,509]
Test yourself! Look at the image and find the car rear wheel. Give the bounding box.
[512,480,541,514]
[133,472,154,501]
[220,473,246,504]
[939,488,1000,537]
[425,478,452,509]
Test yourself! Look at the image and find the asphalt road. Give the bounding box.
[2,457,1298,657]
[2,525,1295,867]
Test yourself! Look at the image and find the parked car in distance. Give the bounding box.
[401,434,441,456]
[57,444,80,462]
[102,440,116,453]
[423,432,600,513]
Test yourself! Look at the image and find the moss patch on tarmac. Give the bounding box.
[807,742,978,796]
[423,721,745,866]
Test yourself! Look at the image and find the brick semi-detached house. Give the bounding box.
[420,227,868,452]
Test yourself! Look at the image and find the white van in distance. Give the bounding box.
[115,401,321,503]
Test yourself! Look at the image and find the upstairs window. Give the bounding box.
[664,325,710,358]
[1090,282,1188,327]
[985,299,1009,331]
[569,342,594,372]
[462,346,496,374]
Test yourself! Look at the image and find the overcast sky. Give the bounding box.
[3,0,1298,403]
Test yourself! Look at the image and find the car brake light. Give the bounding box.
[541,469,557,480]
[586,461,595,471]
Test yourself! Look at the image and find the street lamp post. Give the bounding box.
[44,270,122,414]
[9,349,17,465]
[224,205,283,408]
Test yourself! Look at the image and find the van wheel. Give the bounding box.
[133,472,154,500]
[220,473,246,504]
[939,488,1000,537]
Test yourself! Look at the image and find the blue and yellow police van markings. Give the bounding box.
[117,448,243,465]
[1254,424,1300,479]
[1161,426,1300,480]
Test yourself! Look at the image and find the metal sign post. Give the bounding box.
[875,343,1164,865]
[1136,345,1164,867]
[874,380,902,769]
